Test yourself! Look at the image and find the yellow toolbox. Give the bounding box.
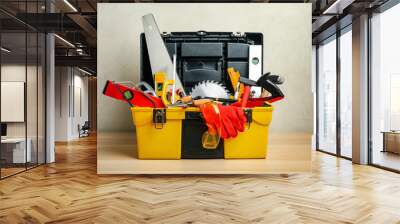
[131,106,273,160]
[224,106,273,159]
[131,107,185,159]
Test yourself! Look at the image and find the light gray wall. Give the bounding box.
[55,67,89,141]
[98,3,312,133]
[55,67,69,141]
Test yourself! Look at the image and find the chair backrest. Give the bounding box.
[82,121,90,129]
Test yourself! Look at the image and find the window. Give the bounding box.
[339,28,352,158]
[370,3,400,171]
[316,25,353,159]
[317,36,337,154]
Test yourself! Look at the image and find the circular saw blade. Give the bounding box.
[189,80,230,99]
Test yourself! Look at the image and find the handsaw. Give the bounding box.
[142,14,186,96]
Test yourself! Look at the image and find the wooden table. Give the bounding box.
[1,138,31,164]
[97,132,312,174]
[382,131,400,154]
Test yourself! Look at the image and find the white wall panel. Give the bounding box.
[1,82,25,122]
[97,3,312,133]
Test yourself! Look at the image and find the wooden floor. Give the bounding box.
[373,151,400,171]
[0,167,26,178]
[1,135,400,223]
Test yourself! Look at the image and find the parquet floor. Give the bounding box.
[1,135,400,224]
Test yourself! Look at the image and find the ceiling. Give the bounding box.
[0,0,390,74]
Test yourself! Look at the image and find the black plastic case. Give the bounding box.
[140,31,263,159]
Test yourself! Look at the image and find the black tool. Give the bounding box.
[256,73,285,102]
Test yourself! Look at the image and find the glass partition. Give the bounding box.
[1,31,28,177]
[27,30,38,169]
[0,3,46,179]
[317,36,337,154]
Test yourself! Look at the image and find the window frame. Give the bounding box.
[367,0,400,173]
[315,24,353,160]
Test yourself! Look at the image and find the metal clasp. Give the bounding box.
[244,109,252,129]
[153,109,166,129]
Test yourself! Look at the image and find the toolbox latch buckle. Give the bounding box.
[153,109,166,129]
[244,109,252,129]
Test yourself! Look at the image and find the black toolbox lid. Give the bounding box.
[140,31,263,94]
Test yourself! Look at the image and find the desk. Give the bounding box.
[1,138,31,163]
[382,131,400,154]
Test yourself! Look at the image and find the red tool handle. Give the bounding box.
[232,96,284,108]
[241,86,251,107]
[103,80,164,108]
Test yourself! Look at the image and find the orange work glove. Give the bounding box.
[200,103,247,139]
[217,105,247,139]
[199,102,222,137]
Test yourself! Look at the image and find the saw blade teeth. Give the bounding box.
[189,84,198,96]
[188,80,230,99]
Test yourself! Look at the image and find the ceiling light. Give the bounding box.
[323,0,341,14]
[54,34,75,48]
[1,47,11,53]
[323,0,354,15]
[63,0,78,12]
[78,67,93,76]
[76,48,86,55]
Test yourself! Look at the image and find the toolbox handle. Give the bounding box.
[252,119,271,126]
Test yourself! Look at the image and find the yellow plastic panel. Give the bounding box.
[131,107,184,159]
[224,107,273,159]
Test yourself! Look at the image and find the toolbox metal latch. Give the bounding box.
[244,109,252,129]
[153,109,166,129]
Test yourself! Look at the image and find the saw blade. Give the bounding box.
[189,81,230,99]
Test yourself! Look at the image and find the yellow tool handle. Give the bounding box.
[154,72,166,97]
[227,67,240,92]
[161,79,174,106]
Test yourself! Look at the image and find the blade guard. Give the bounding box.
[103,80,165,108]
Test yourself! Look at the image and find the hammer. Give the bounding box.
[227,68,256,107]
[256,72,285,102]
[228,68,284,107]
[238,77,257,107]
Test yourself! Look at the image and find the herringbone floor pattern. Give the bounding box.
[1,135,400,224]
